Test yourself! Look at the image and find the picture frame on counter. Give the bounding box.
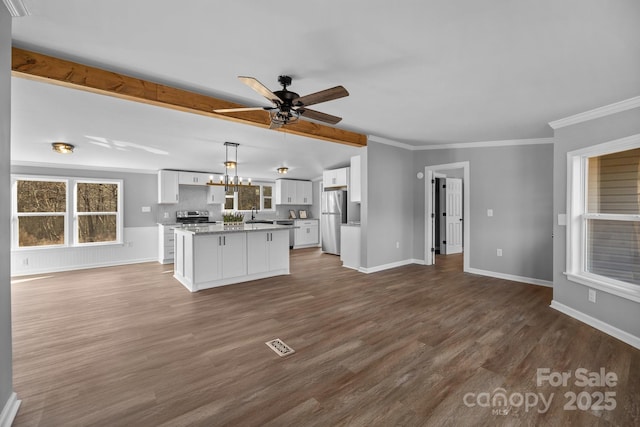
[289,209,297,219]
[299,210,308,219]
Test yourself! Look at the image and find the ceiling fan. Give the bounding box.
[214,75,348,129]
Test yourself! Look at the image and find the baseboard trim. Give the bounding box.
[10,257,157,277]
[0,392,21,427]
[360,259,415,274]
[550,300,640,350]
[466,267,553,287]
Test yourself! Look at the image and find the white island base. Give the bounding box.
[173,225,291,292]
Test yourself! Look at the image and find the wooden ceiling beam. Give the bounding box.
[11,47,367,147]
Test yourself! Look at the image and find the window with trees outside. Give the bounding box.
[224,183,274,211]
[75,181,120,244]
[13,176,123,248]
[566,137,640,302]
[15,179,67,247]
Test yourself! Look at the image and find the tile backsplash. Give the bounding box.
[156,186,220,223]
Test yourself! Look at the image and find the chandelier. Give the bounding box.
[206,142,252,192]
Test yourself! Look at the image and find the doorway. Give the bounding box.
[424,162,470,271]
[434,176,463,255]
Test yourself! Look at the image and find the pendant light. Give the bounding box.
[206,142,252,192]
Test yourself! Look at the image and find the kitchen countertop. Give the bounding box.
[174,223,296,235]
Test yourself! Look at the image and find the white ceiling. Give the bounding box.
[9,0,640,179]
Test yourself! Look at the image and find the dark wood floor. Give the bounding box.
[11,249,640,426]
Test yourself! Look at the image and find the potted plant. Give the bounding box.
[222,211,244,227]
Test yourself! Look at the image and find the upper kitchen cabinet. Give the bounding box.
[275,179,312,205]
[158,170,179,204]
[207,185,226,204]
[178,171,210,185]
[323,167,350,189]
[295,180,312,204]
[350,155,361,203]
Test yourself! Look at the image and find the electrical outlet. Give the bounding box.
[497,249,503,257]
[396,241,400,249]
[588,289,596,303]
[487,209,494,217]
[22,258,28,266]
[163,212,169,219]
[141,206,151,213]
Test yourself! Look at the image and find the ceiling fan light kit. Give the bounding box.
[214,75,348,129]
[51,142,74,154]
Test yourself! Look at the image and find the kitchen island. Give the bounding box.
[173,223,294,292]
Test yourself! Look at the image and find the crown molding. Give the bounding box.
[414,137,554,150]
[2,0,30,16]
[369,135,554,151]
[367,135,416,150]
[549,96,640,130]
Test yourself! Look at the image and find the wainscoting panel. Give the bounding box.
[11,227,158,276]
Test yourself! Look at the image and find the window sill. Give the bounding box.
[564,272,640,303]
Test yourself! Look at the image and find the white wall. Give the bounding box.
[0,4,20,425]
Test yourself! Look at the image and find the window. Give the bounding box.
[223,183,275,211]
[75,181,121,244]
[12,175,123,249]
[15,179,67,247]
[263,185,273,210]
[566,135,640,302]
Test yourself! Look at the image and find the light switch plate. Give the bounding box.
[487,209,493,217]
[141,206,151,213]
[558,214,566,226]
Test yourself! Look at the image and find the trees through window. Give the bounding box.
[13,176,122,248]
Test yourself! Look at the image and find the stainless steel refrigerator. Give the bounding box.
[321,190,347,255]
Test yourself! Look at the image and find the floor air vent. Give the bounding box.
[266,338,295,357]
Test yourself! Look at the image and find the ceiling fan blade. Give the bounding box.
[214,107,269,113]
[297,107,342,125]
[295,86,349,107]
[238,76,283,105]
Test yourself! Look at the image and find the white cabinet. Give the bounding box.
[173,227,291,292]
[295,180,312,204]
[323,167,350,189]
[219,233,247,279]
[294,219,319,248]
[158,170,179,204]
[340,225,361,270]
[276,179,312,205]
[158,224,176,264]
[207,185,225,204]
[275,179,296,204]
[350,155,361,203]
[247,229,289,274]
[193,232,247,283]
[178,171,210,185]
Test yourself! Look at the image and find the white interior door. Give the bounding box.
[444,178,463,254]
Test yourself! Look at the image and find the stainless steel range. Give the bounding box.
[176,210,217,224]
